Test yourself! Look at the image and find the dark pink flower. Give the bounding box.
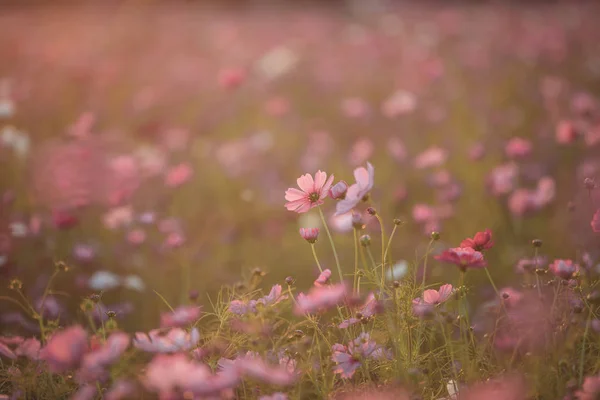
[299,227,319,244]
[14,338,40,360]
[314,269,332,287]
[556,120,578,144]
[592,209,600,233]
[218,67,246,89]
[52,209,78,230]
[335,163,375,215]
[576,374,600,400]
[421,284,453,305]
[549,259,579,280]
[435,247,487,271]
[39,325,88,372]
[165,163,193,188]
[161,306,201,328]
[329,180,349,200]
[294,283,347,315]
[285,171,334,213]
[460,229,494,251]
[505,137,532,159]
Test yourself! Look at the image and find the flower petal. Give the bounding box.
[296,173,314,193]
[284,188,306,202]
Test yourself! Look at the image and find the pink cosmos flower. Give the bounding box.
[413,147,448,169]
[295,283,348,315]
[487,162,519,196]
[235,356,297,386]
[133,328,200,353]
[218,67,246,89]
[256,284,287,307]
[388,137,407,162]
[576,374,600,400]
[39,325,88,372]
[349,138,374,166]
[421,284,453,305]
[229,285,286,316]
[549,259,579,280]
[592,209,600,233]
[79,332,130,381]
[505,137,532,159]
[335,163,374,215]
[52,209,78,230]
[339,293,378,328]
[299,227,319,243]
[126,228,146,245]
[556,120,578,144]
[435,247,487,271]
[13,338,40,360]
[104,380,136,400]
[329,180,349,200]
[284,171,334,213]
[331,333,379,378]
[71,385,97,400]
[260,393,288,400]
[341,97,369,119]
[460,229,494,251]
[160,306,202,328]
[381,90,416,118]
[165,163,193,187]
[498,287,524,308]
[314,269,332,287]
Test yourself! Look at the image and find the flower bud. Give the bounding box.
[366,207,377,216]
[393,218,403,226]
[9,278,22,290]
[329,181,348,200]
[430,231,440,241]
[531,239,543,248]
[352,212,365,230]
[285,276,295,286]
[299,227,319,244]
[359,235,371,247]
[584,177,595,190]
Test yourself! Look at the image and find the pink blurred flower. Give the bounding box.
[349,138,374,166]
[79,332,130,381]
[260,393,288,400]
[329,180,349,200]
[468,142,486,161]
[295,283,347,315]
[332,333,380,378]
[460,229,494,251]
[435,247,487,271]
[161,306,202,328]
[508,189,537,216]
[576,374,600,400]
[218,67,246,89]
[460,374,527,400]
[264,96,290,117]
[236,356,297,386]
[0,342,15,359]
[499,287,524,308]
[165,163,193,187]
[487,162,518,196]
[285,170,334,213]
[412,204,435,224]
[299,227,319,244]
[126,229,146,245]
[388,137,407,162]
[381,90,416,118]
[549,259,579,280]
[505,137,532,159]
[591,209,600,233]
[314,269,332,287]
[341,97,369,119]
[67,112,95,140]
[421,284,453,305]
[104,380,136,400]
[556,120,578,144]
[103,206,133,230]
[133,328,200,353]
[52,209,78,230]
[413,146,448,169]
[335,162,374,215]
[39,325,88,372]
[339,292,378,328]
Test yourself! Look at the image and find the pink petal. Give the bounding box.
[285,199,307,212]
[285,188,307,202]
[353,167,369,189]
[438,284,453,302]
[313,171,327,191]
[296,174,315,193]
[320,174,335,200]
[423,289,439,305]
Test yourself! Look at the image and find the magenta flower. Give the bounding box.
[160,306,202,328]
[165,162,193,188]
[549,259,579,280]
[294,283,347,315]
[14,338,41,360]
[421,284,453,305]
[329,180,349,200]
[79,332,130,381]
[284,170,334,213]
[314,269,332,287]
[335,163,375,215]
[39,325,88,372]
[592,209,600,233]
[505,137,532,159]
[299,227,319,244]
[460,229,494,251]
[576,374,600,400]
[133,328,200,353]
[435,247,487,271]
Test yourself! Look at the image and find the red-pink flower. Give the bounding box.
[435,247,487,271]
[299,228,319,243]
[549,259,579,280]
[505,137,532,159]
[52,209,78,230]
[460,229,494,251]
[165,163,193,188]
[284,171,334,213]
[556,120,578,144]
[39,325,88,372]
[576,374,600,400]
[592,209,600,233]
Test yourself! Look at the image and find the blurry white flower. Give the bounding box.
[0,99,15,118]
[9,222,28,238]
[88,271,121,291]
[1,126,30,158]
[122,275,146,292]
[256,46,298,81]
[386,261,408,281]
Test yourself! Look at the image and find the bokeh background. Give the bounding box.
[1,1,599,333]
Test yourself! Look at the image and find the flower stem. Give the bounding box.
[579,305,593,385]
[374,214,386,294]
[311,244,324,273]
[317,206,343,282]
[383,224,399,267]
[353,229,359,293]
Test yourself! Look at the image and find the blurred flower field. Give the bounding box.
[1,2,600,399]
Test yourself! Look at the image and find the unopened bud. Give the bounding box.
[106,310,116,319]
[329,181,348,200]
[299,228,319,244]
[531,239,543,248]
[56,261,69,272]
[9,278,22,290]
[366,207,377,216]
[285,276,295,286]
[430,231,440,241]
[352,212,365,230]
[359,235,371,247]
[393,218,403,226]
[584,177,595,190]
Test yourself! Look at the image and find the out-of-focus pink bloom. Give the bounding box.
[229,285,286,316]
[161,127,190,152]
[571,92,597,115]
[164,232,186,249]
[67,112,95,140]
[260,393,288,400]
[332,333,380,378]
[52,209,78,230]
[104,380,136,400]
[165,163,193,187]
[103,206,133,230]
[533,176,556,207]
[413,147,448,169]
[236,356,297,386]
[505,137,532,159]
[218,67,246,89]
[435,247,487,271]
[591,209,600,233]
[133,328,200,353]
[508,189,537,216]
[299,227,319,244]
[460,374,527,400]
[576,374,600,400]
[126,229,146,245]
[264,96,290,117]
[256,284,287,307]
[295,283,347,315]
[487,162,519,196]
[329,180,349,200]
[335,163,374,215]
[421,284,453,305]
[584,124,600,147]
[71,385,97,400]
[468,142,486,161]
[460,229,494,251]
[556,120,578,144]
[79,332,130,381]
[0,342,16,359]
[388,137,407,162]
[314,269,332,287]
[412,204,435,224]
[161,306,202,328]
[39,325,88,372]
[341,97,369,119]
[349,138,374,166]
[549,259,579,280]
[381,90,416,118]
[284,170,334,213]
[499,287,524,308]
[339,293,378,328]
[12,338,40,360]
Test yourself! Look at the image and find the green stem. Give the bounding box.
[317,206,343,282]
[421,239,434,290]
[311,244,324,273]
[353,229,359,293]
[383,224,399,267]
[374,214,386,294]
[579,306,593,385]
